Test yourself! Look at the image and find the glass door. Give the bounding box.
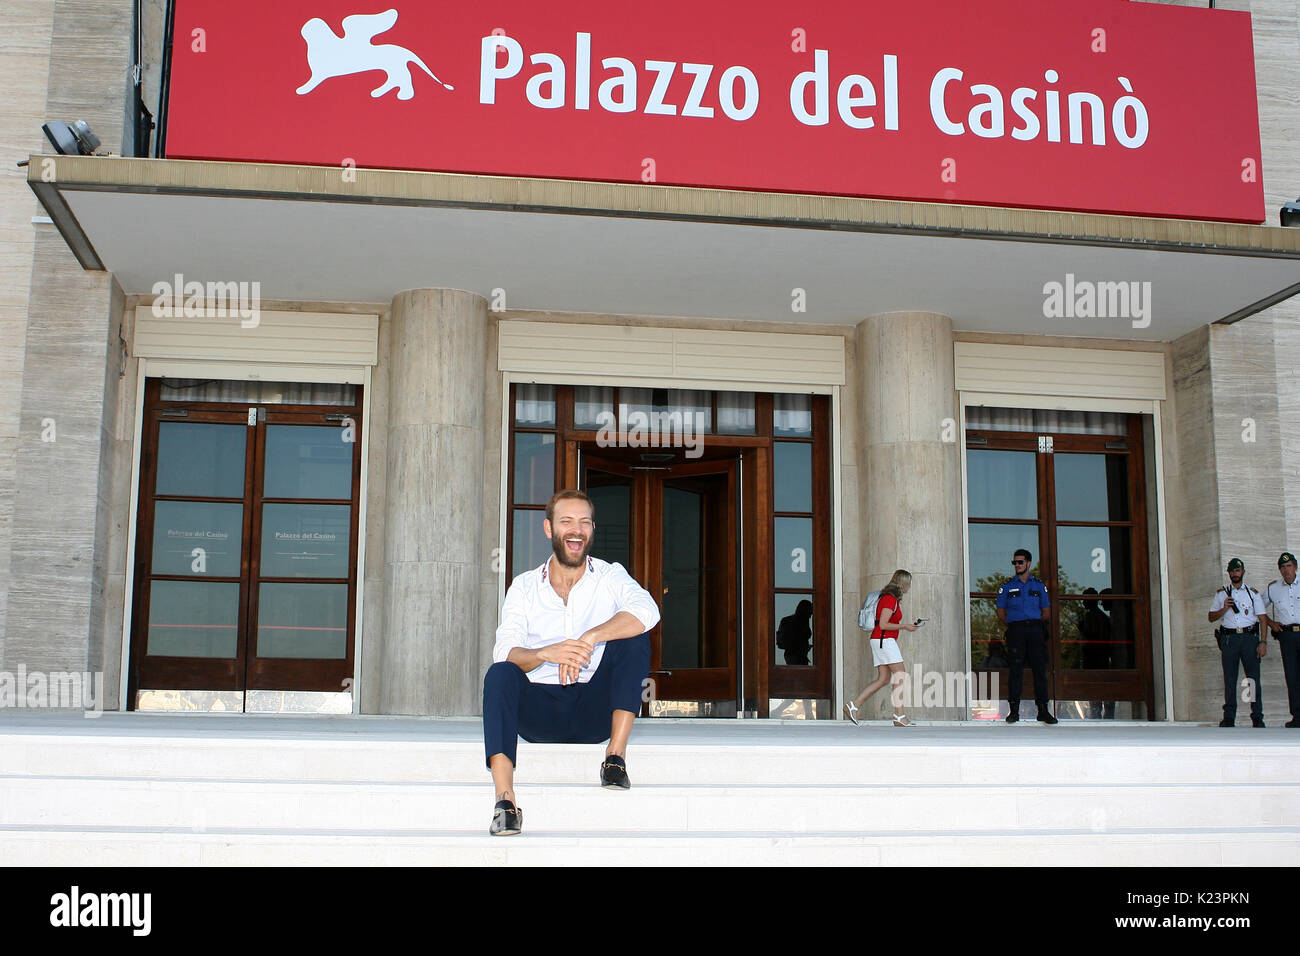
[582,453,740,710]
[129,380,362,706]
[1049,437,1149,709]
[585,455,637,573]
[655,459,739,704]
[132,407,253,693]
[512,383,835,718]
[246,411,359,692]
[966,412,1152,715]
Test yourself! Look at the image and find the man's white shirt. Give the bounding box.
[1209,584,1267,628]
[493,556,661,684]
[1265,578,1300,626]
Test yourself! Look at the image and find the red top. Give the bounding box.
[872,594,901,642]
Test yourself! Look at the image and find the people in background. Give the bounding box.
[1263,551,1299,728]
[777,599,813,665]
[1208,557,1267,728]
[997,548,1057,724]
[843,569,918,727]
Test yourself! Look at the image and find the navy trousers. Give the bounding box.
[1220,631,1263,722]
[1005,619,1050,708]
[483,634,651,768]
[1279,630,1300,721]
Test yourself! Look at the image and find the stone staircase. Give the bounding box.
[1,713,1297,865]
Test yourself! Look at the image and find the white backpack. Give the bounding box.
[857,590,883,633]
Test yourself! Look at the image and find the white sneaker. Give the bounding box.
[843,701,860,726]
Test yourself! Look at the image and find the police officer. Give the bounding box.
[1263,551,1300,728]
[1207,557,1267,727]
[996,548,1057,724]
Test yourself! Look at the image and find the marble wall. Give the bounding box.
[0,0,57,670]
[1,0,133,699]
[6,236,120,682]
[1208,318,1292,725]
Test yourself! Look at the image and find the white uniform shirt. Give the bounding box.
[493,556,661,684]
[1209,584,1267,629]
[1265,578,1300,626]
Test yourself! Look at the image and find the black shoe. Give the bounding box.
[489,799,522,836]
[1005,709,1019,724]
[1219,718,1234,727]
[1037,710,1059,725]
[1286,718,1300,728]
[600,754,630,790]
[1252,716,1266,728]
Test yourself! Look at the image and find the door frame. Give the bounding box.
[127,379,363,701]
[500,375,843,718]
[120,359,373,712]
[959,393,1171,718]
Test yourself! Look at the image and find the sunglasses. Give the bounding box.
[1012,559,1028,566]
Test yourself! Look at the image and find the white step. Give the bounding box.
[7,828,1299,867]
[1,713,1297,865]
[2,777,1297,834]
[3,724,1296,786]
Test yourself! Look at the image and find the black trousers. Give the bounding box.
[1279,630,1300,721]
[1220,630,1263,722]
[1006,619,1049,708]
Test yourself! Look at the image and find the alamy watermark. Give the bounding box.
[595,404,706,459]
[50,886,150,936]
[895,667,1001,709]
[151,272,261,328]
[1239,676,1257,703]
[0,665,105,718]
[1043,273,1151,329]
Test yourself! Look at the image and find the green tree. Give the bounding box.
[969,563,1087,669]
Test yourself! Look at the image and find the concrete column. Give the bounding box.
[1169,327,1222,721]
[4,246,123,699]
[854,312,965,720]
[378,289,487,715]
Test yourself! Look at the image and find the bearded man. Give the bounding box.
[482,489,659,836]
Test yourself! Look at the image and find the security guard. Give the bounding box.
[1264,551,1300,728]
[996,548,1057,724]
[1207,557,1267,727]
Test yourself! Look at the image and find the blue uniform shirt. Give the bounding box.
[996,575,1050,623]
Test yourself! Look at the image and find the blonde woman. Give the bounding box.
[844,570,918,726]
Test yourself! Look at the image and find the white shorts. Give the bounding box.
[870,636,904,667]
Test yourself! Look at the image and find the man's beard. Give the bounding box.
[552,531,592,568]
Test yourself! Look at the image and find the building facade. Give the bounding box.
[3,0,1300,723]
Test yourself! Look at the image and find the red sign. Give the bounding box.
[165,0,1265,222]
